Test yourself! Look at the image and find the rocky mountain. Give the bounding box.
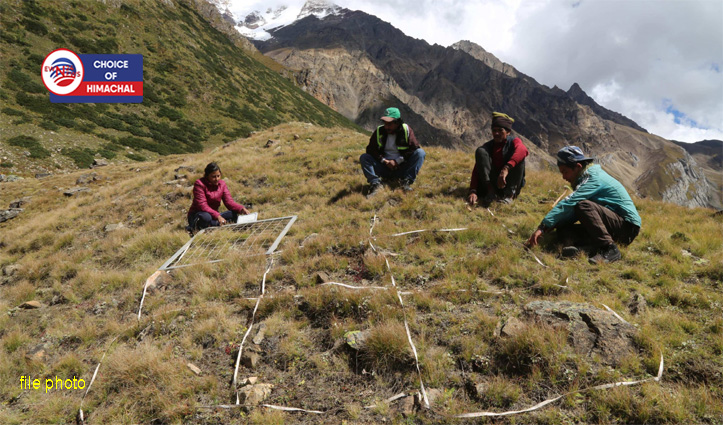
[237,2,720,209]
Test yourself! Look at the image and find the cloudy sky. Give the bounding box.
[231,0,722,143]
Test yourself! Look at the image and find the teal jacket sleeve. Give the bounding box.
[540,172,600,230]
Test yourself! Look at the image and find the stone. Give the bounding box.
[76,173,99,185]
[243,376,258,386]
[241,351,261,369]
[628,293,647,315]
[422,388,443,408]
[63,187,90,196]
[3,264,20,277]
[315,271,331,284]
[20,300,45,309]
[4,175,22,182]
[25,345,47,362]
[524,301,638,366]
[252,323,267,345]
[144,270,172,293]
[50,294,68,305]
[186,363,202,375]
[237,383,273,405]
[344,330,370,350]
[264,139,277,148]
[174,174,187,180]
[500,317,526,338]
[397,394,416,416]
[103,223,125,233]
[35,173,52,179]
[92,158,108,168]
[9,197,31,208]
[0,209,23,223]
[175,166,195,173]
[293,134,300,140]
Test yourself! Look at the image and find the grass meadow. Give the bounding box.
[0,123,721,424]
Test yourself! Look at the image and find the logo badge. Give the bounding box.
[41,49,84,95]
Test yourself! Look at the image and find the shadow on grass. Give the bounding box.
[328,184,365,204]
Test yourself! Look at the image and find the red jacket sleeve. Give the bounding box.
[193,179,221,218]
[220,181,244,213]
[506,138,529,168]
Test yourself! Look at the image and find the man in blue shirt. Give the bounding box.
[526,146,641,264]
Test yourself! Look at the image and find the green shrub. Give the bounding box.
[6,135,50,158]
[39,120,60,131]
[126,153,146,162]
[0,162,13,168]
[61,147,95,168]
[2,107,26,117]
[21,17,48,35]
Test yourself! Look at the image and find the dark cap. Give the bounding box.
[491,112,514,131]
[557,146,593,166]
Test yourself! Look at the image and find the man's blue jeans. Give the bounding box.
[360,149,426,185]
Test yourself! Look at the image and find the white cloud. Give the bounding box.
[229,0,723,143]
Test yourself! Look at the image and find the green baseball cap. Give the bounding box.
[380,107,401,122]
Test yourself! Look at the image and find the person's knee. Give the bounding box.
[575,200,595,214]
[414,148,426,159]
[475,147,490,161]
[360,153,374,164]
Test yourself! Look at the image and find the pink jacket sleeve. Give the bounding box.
[193,180,221,218]
[220,181,244,213]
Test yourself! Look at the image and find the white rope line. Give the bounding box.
[233,258,274,397]
[262,404,325,414]
[137,270,166,320]
[601,304,629,324]
[198,404,325,413]
[454,353,664,418]
[321,282,389,291]
[78,332,123,424]
[391,228,468,237]
[373,216,430,409]
[364,392,408,409]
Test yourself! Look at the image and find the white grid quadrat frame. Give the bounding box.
[159,216,297,271]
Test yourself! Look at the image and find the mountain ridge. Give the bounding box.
[241,4,720,209]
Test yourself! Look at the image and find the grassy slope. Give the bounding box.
[0,0,358,175]
[0,122,721,424]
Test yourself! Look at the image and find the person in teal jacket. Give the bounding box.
[526,146,641,264]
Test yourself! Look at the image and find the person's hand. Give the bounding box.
[240,207,250,215]
[526,229,543,247]
[467,193,478,206]
[382,158,398,170]
[497,165,510,189]
[218,216,227,226]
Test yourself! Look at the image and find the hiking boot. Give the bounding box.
[562,245,596,258]
[366,182,382,198]
[589,243,621,264]
[497,197,514,205]
[561,246,580,258]
[400,179,414,192]
[185,225,196,237]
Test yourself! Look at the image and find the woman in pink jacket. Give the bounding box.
[187,162,249,233]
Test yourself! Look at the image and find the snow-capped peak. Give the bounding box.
[297,0,341,20]
[230,0,343,41]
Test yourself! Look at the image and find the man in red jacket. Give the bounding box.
[468,112,529,207]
